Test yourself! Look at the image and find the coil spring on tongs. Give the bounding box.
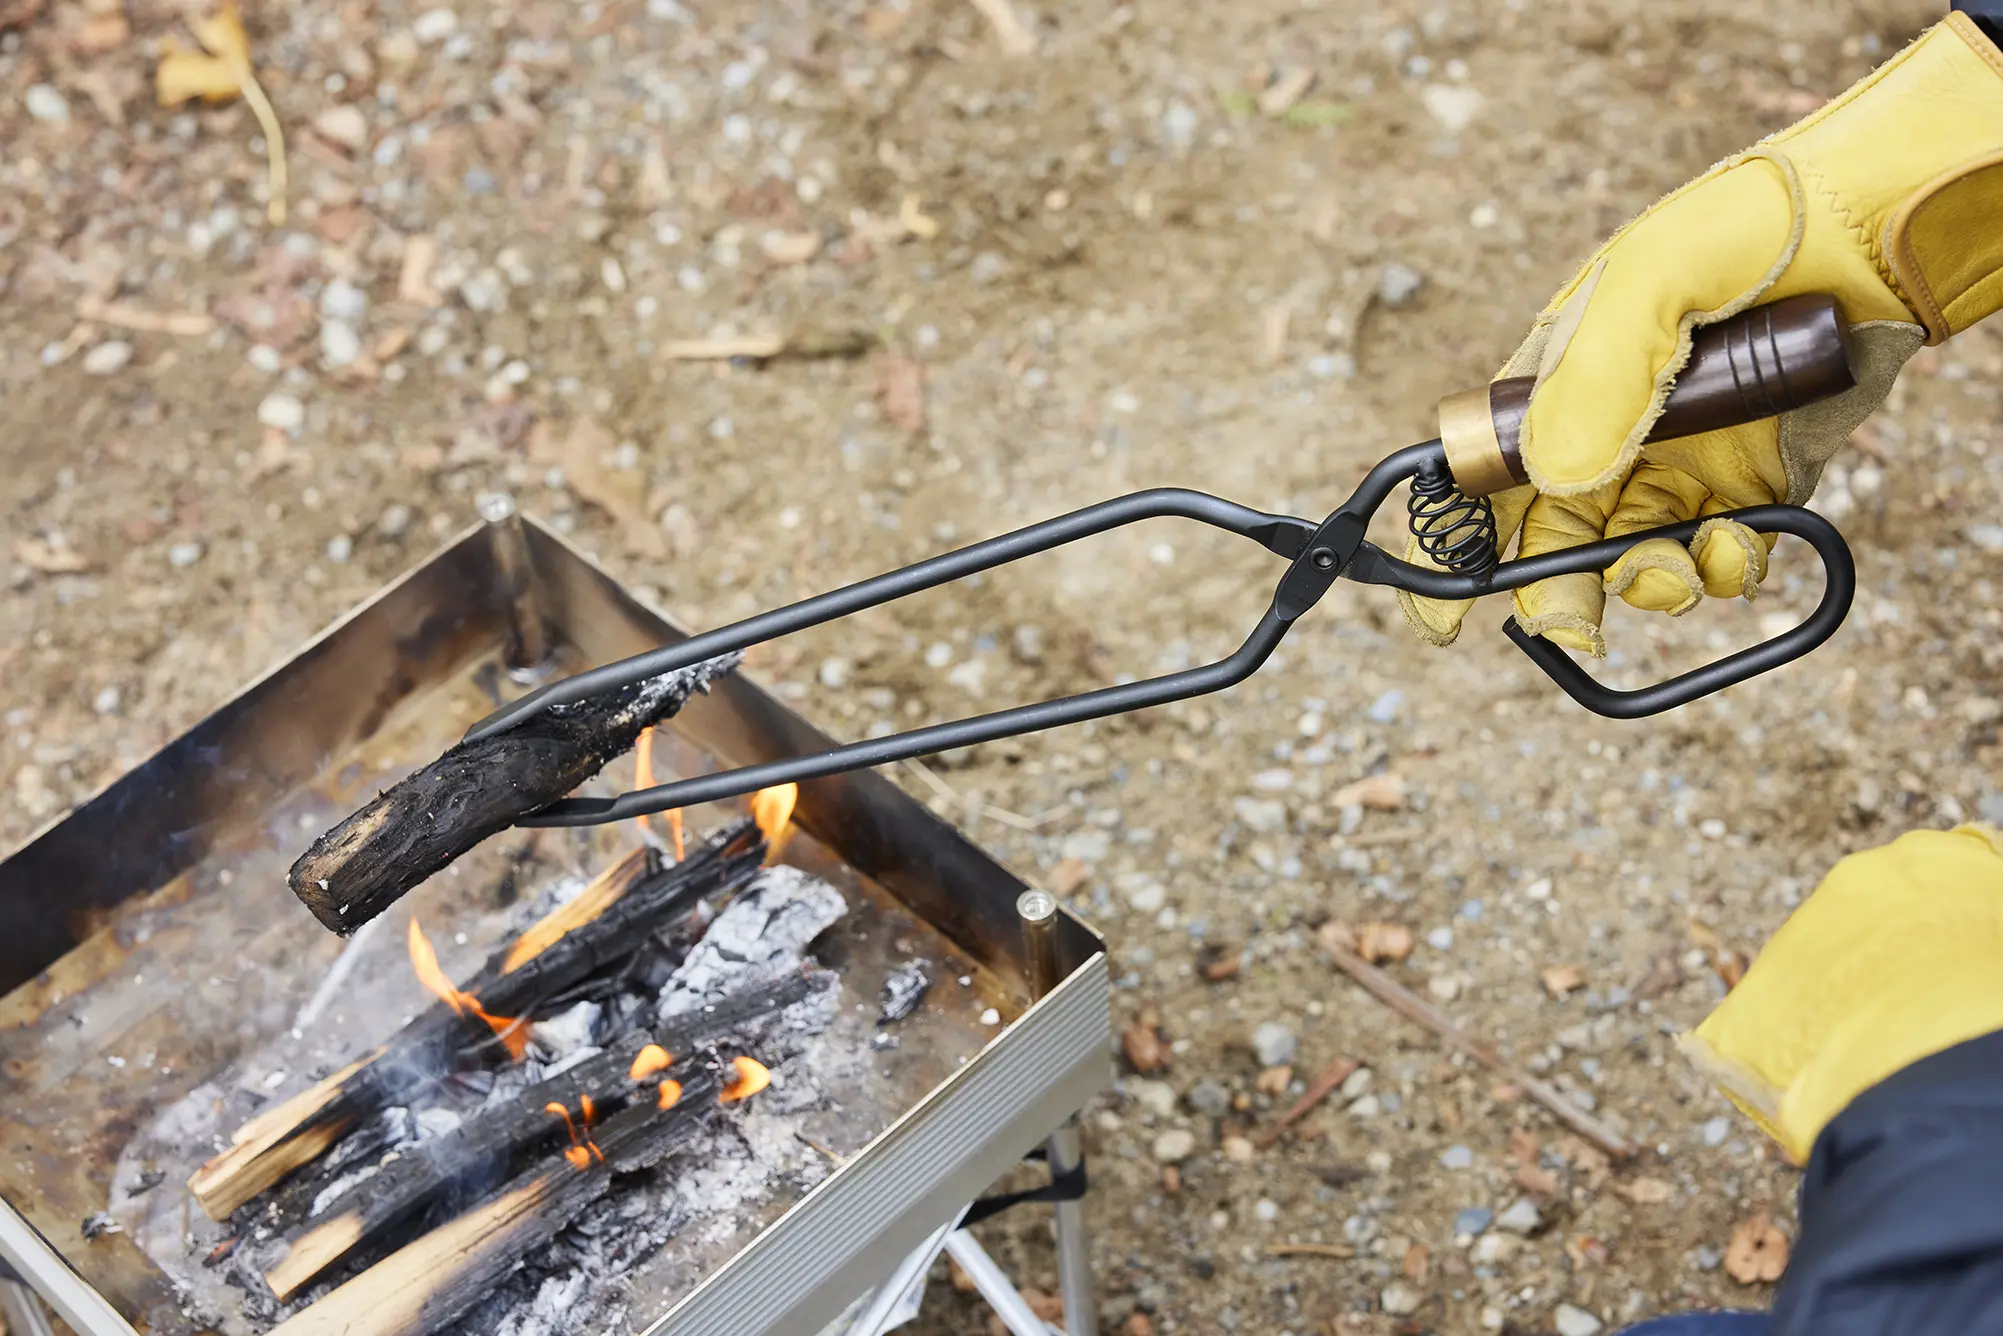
[1407,464,1499,576]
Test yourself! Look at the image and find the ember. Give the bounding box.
[407,919,528,1060]
[657,1079,683,1110]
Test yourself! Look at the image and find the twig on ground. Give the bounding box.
[76,297,217,336]
[659,330,874,363]
[1257,1055,1360,1149]
[1266,1242,1355,1259]
[966,0,1036,54]
[1325,944,1636,1158]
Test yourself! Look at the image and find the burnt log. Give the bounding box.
[266,1084,716,1336]
[191,825,763,1220]
[262,972,822,1298]
[289,655,738,934]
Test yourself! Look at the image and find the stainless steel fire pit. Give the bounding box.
[0,504,1110,1336]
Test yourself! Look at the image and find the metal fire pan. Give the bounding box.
[0,510,1110,1336]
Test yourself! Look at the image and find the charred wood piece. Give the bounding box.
[289,655,739,934]
[190,825,763,1221]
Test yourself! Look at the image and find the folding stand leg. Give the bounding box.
[1046,1121,1098,1336]
[942,1229,1057,1336]
[841,1211,965,1336]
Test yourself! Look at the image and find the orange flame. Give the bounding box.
[657,1078,683,1110]
[751,784,799,864]
[629,1044,673,1081]
[408,919,528,1060]
[545,1099,603,1169]
[634,728,686,861]
[720,1056,771,1104]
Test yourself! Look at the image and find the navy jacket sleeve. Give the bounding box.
[1768,1028,2003,1335]
[1954,0,2003,44]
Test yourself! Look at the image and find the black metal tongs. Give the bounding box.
[469,294,1860,828]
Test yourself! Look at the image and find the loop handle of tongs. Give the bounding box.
[477,442,1855,826]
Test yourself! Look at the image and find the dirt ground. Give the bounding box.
[6,0,2003,1331]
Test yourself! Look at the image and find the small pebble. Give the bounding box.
[25,84,70,125]
[924,642,953,669]
[326,535,354,564]
[1965,523,2003,553]
[1347,1093,1381,1119]
[92,685,122,715]
[320,277,368,322]
[1340,1066,1372,1099]
[1128,1079,1177,1120]
[321,320,362,368]
[1428,975,1461,1001]
[1012,624,1043,662]
[1252,1198,1278,1222]
[1553,1304,1603,1336]
[1379,1283,1423,1317]
[1495,1198,1542,1235]
[1425,927,1454,950]
[818,656,852,689]
[312,104,369,152]
[1439,1144,1474,1171]
[1701,1116,1731,1147]
[1366,689,1405,723]
[377,503,413,538]
[258,392,306,432]
[167,541,204,569]
[1377,263,1425,310]
[1152,1129,1197,1164]
[412,7,457,41]
[1692,1245,1722,1272]
[1251,1021,1297,1068]
[1187,1079,1230,1118]
[248,344,283,373]
[979,1008,1000,1026]
[83,341,133,375]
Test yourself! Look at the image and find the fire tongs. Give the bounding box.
[469,294,1861,828]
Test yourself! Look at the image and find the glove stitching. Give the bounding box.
[1796,162,1890,284]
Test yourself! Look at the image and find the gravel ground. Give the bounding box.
[6,0,2003,1332]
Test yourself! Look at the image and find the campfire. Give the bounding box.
[0,505,1108,1336]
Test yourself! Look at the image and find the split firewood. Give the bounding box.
[262,971,822,1298]
[194,826,764,1219]
[289,656,739,934]
[267,1084,715,1336]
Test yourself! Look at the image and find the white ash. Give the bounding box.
[111,859,873,1336]
[657,866,847,1022]
[546,653,743,729]
[529,1000,602,1058]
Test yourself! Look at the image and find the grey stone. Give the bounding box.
[1454,1207,1493,1237]
[1426,926,1454,950]
[1161,100,1199,155]
[1365,688,1405,723]
[1965,523,2003,553]
[1251,1022,1297,1068]
[1378,263,1425,309]
[1439,1144,1474,1170]
[1233,796,1287,834]
[1701,1116,1730,1147]
[1187,1079,1231,1118]
[1982,792,2003,825]
[1012,624,1043,663]
[319,277,369,322]
[1495,1198,1542,1235]
[1152,1128,1197,1164]
[1128,1079,1177,1120]
[376,503,414,538]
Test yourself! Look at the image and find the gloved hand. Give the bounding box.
[1678,823,2003,1165]
[1402,13,2003,654]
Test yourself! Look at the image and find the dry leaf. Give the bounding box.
[1047,857,1088,895]
[71,12,129,53]
[759,229,822,266]
[877,355,925,434]
[1255,1065,1292,1096]
[1198,946,1241,982]
[1514,1162,1560,1196]
[542,416,667,560]
[1121,1021,1167,1074]
[1315,920,1358,955]
[1687,919,1747,989]
[1622,1176,1675,1204]
[156,4,286,224]
[397,234,444,306]
[14,539,91,574]
[897,193,940,239]
[1540,964,1586,998]
[1724,1212,1788,1284]
[1356,922,1415,964]
[1329,772,1407,811]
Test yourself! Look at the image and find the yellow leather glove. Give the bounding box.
[1402,14,2003,653]
[1678,824,2003,1165]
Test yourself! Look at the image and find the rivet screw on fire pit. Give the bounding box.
[1017,887,1099,1336]
[476,492,555,681]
